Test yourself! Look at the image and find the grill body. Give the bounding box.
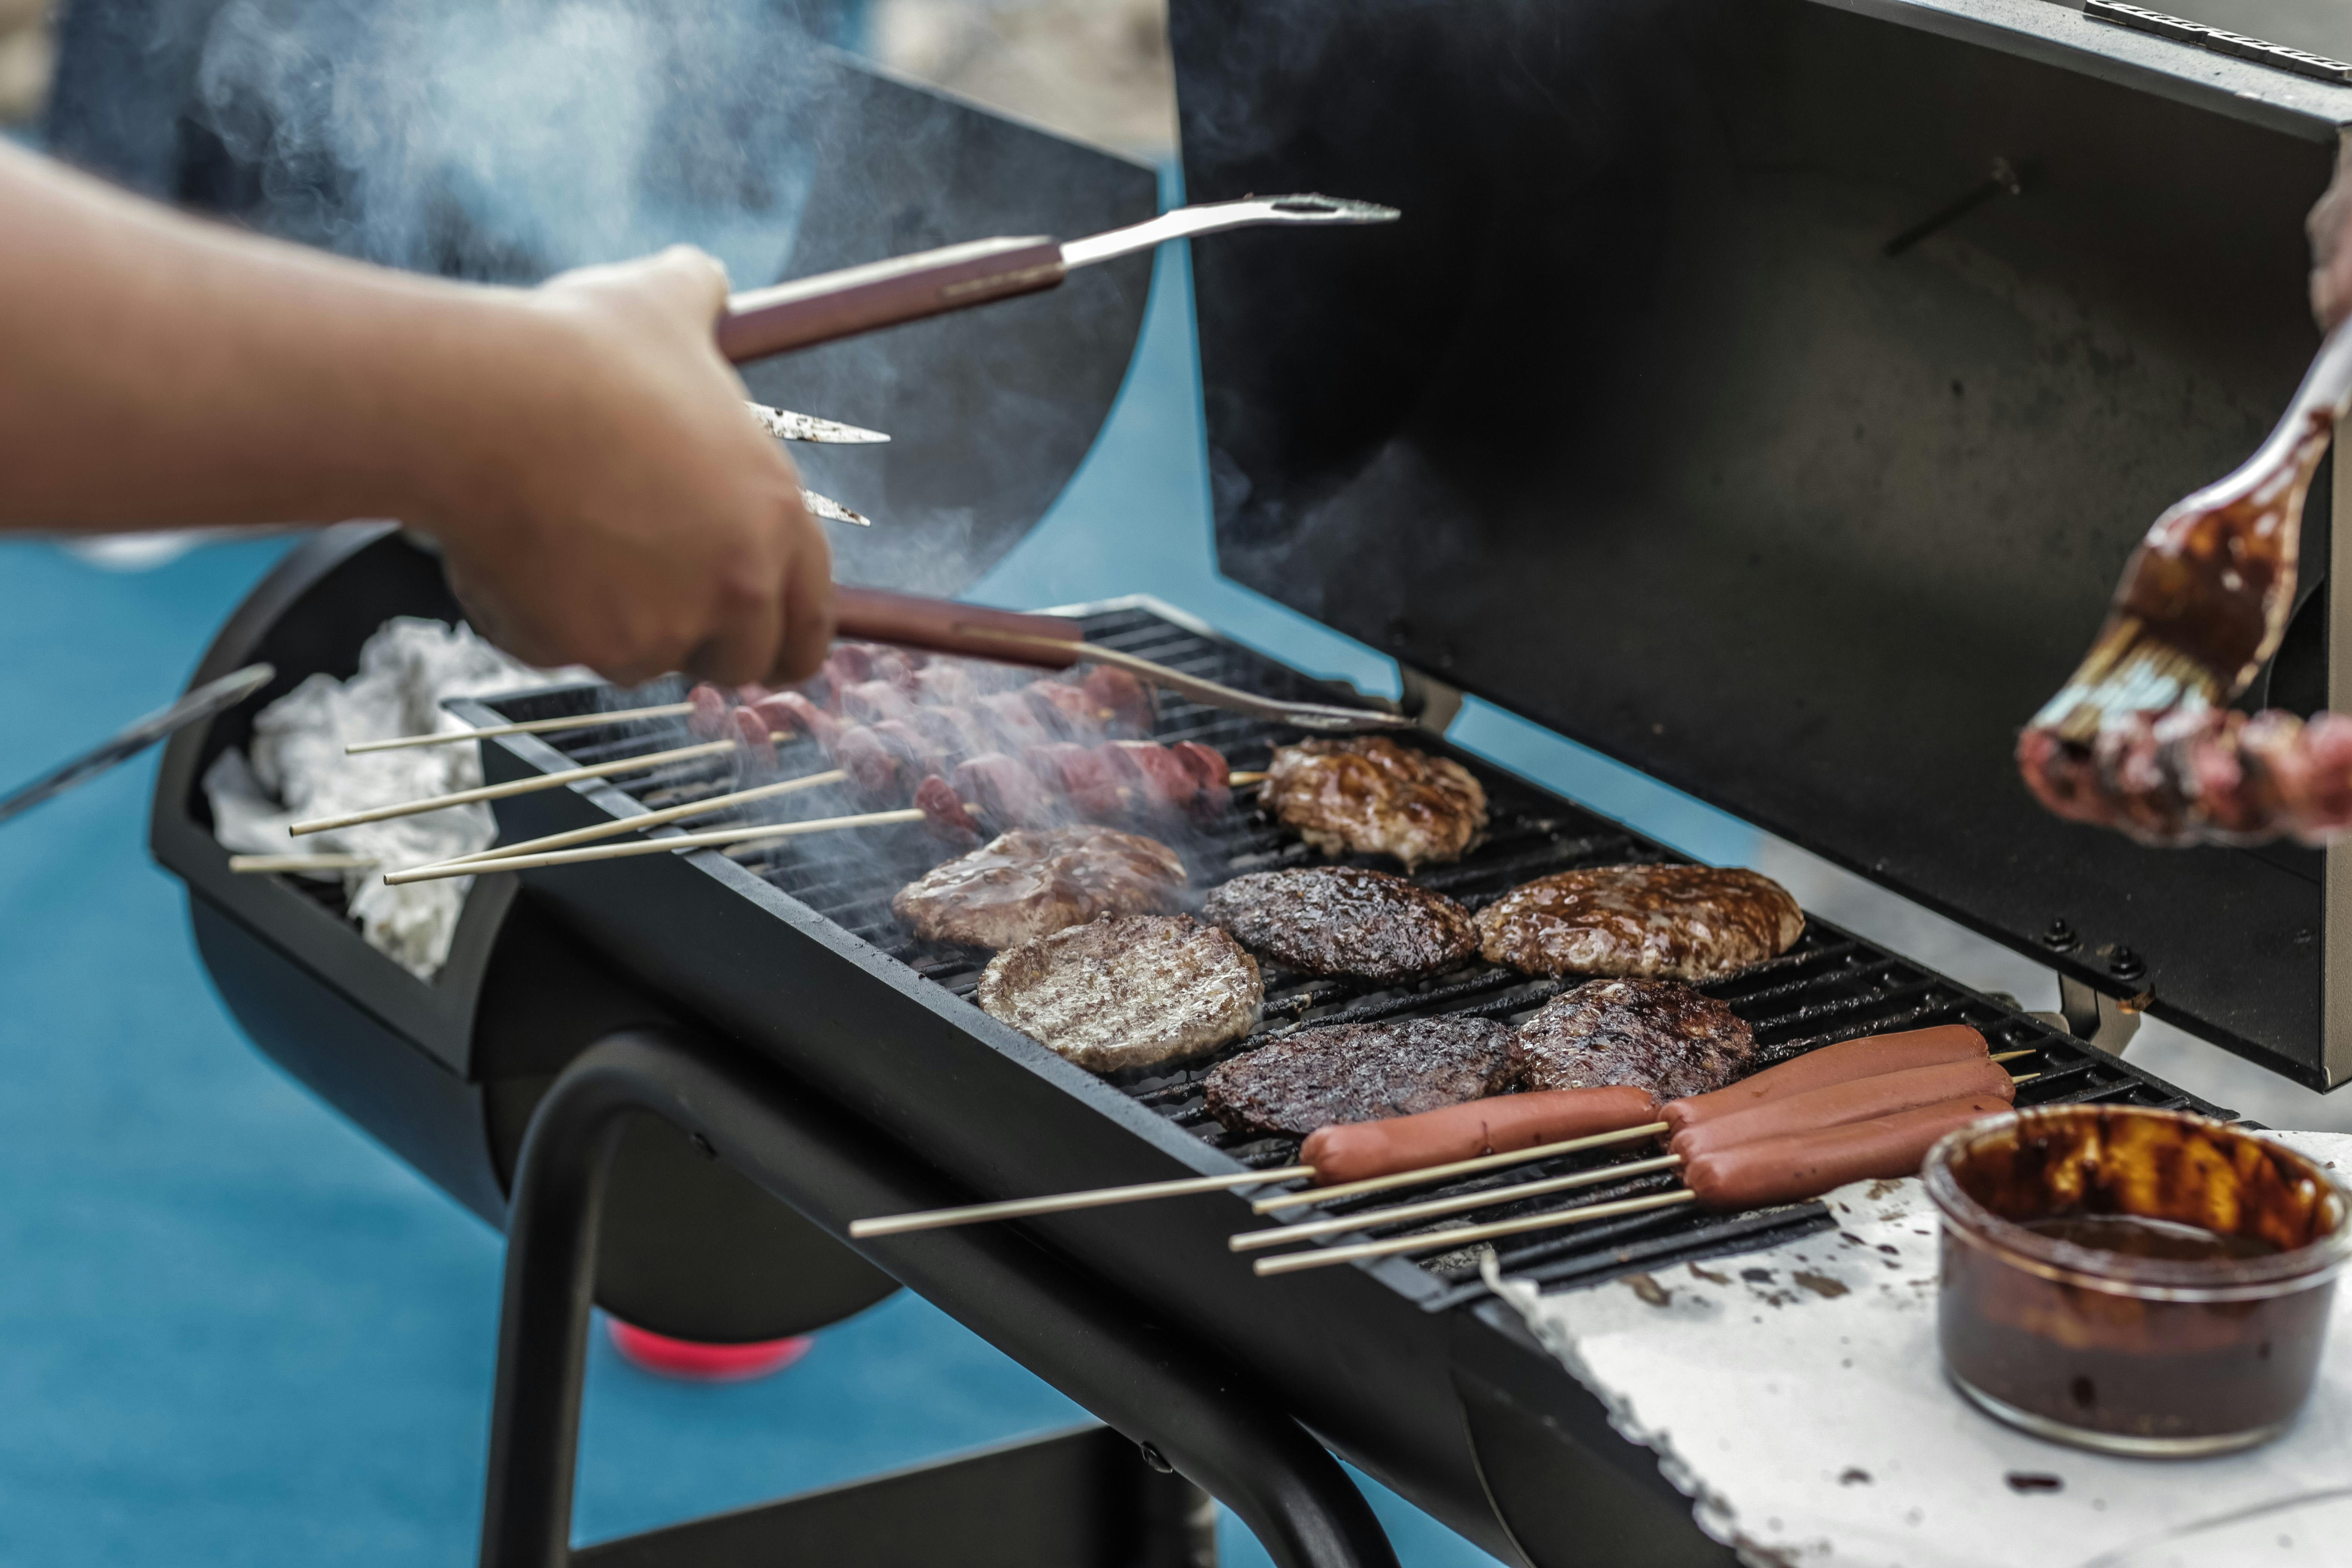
[155,530,2232,1565]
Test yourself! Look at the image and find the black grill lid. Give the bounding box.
[1172,0,2352,1084]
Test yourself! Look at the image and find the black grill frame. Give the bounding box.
[471,597,2231,1305]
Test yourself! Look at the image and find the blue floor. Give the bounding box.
[0,183,1762,1562]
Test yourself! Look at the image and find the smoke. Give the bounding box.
[188,0,825,285]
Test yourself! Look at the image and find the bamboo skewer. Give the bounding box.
[422,770,851,872]
[1229,1155,1685,1253]
[345,701,696,755]
[1254,1190,1701,1276]
[1228,770,1267,786]
[1251,1122,1670,1214]
[848,1165,1317,1239]
[291,736,763,836]
[230,853,378,874]
[380,804,934,882]
[1253,1072,2045,1277]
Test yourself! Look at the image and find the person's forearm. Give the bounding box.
[0,141,557,532]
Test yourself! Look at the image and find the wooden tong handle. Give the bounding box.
[832,586,1085,666]
[717,237,1067,363]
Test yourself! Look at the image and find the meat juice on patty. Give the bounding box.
[1257,737,1488,870]
[1200,866,1477,985]
[1514,977,1755,1101]
[1474,863,1801,981]
[1202,1016,1524,1139]
[977,914,1263,1073]
[891,825,1187,950]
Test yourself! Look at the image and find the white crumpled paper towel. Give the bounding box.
[1483,1131,2352,1568]
[205,618,588,978]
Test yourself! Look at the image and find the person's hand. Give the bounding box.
[2309,137,2352,332]
[423,245,834,687]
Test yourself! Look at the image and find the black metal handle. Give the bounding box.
[479,1026,1397,1568]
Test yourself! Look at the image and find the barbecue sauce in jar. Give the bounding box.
[1924,1106,2350,1456]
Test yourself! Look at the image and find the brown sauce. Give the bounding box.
[2021,1213,2283,1265]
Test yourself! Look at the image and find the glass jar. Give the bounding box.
[1924,1104,2351,1457]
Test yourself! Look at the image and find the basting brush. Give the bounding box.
[2029,323,2352,746]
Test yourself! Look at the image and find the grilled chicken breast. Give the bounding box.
[978,914,1263,1073]
[1202,1016,1524,1139]
[1200,867,1477,985]
[1258,738,1487,870]
[1514,978,1754,1100]
[1473,863,1801,981]
[892,826,1187,949]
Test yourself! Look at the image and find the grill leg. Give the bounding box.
[478,1026,1396,1568]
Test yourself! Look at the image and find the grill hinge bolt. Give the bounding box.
[2040,919,2077,952]
[2107,947,2146,982]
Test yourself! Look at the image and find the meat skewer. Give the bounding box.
[1249,1092,2020,1277]
[407,769,852,875]
[289,735,770,835]
[380,796,970,883]
[345,700,697,754]
[838,1032,2027,1240]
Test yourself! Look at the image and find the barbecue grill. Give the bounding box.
[133,1,2352,1563]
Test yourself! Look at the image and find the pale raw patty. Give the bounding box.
[978,914,1263,1073]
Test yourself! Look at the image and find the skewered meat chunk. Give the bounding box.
[954,753,1058,830]
[1025,742,1129,818]
[1514,978,1754,1101]
[1083,666,1155,735]
[913,774,981,842]
[1104,740,1198,813]
[1473,863,1801,981]
[1202,1017,1524,1139]
[1259,738,1487,870]
[913,663,980,709]
[1200,867,1476,984]
[1023,681,1100,740]
[1170,741,1231,814]
[892,825,1189,949]
[977,691,1055,751]
[978,914,1263,1072]
[842,680,920,727]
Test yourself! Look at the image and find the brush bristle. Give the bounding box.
[2030,614,2228,743]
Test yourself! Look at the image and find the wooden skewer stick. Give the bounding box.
[343,701,696,755]
[380,804,935,883]
[423,770,850,872]
[1231,1154,1684,1253]
[1255,1190,1701,1276]
[291,736,759,836]
[1228,770,1268,786]
[230,853,378,873]
[1250,1121,1670,1214]
[1990,1049,2035,1064]
[849,1165,1318,1239]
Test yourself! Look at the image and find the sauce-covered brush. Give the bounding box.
[2018,324,2352,845]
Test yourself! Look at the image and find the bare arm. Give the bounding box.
[2311,135,2352,332]
[0,141,832,685]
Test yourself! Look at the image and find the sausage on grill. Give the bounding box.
[1300,1085,1660,1186]
[1683,1095,2012,1210]
[1667,1056,2015,1165]
[1661,1024,1988,1134]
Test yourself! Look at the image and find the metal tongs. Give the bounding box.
[835,587,1414,733]
[716,195,1399,364]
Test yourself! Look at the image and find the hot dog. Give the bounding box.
[1681,1093,2010,1211]
[1663,1024,1987,1134]
[1300,1086,1660,1187]
[1667,1056,2014,1166]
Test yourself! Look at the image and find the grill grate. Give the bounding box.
[510,603,2233,1305]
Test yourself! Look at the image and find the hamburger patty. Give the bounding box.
[1200,867,1477,985]
[891,826,1186,949]
[1474,863,1802,981]
[1202,1016,1524,1139]
[977,914,1263,1073]
[1258,737,1488,870]
[1514,978,1754,1100]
